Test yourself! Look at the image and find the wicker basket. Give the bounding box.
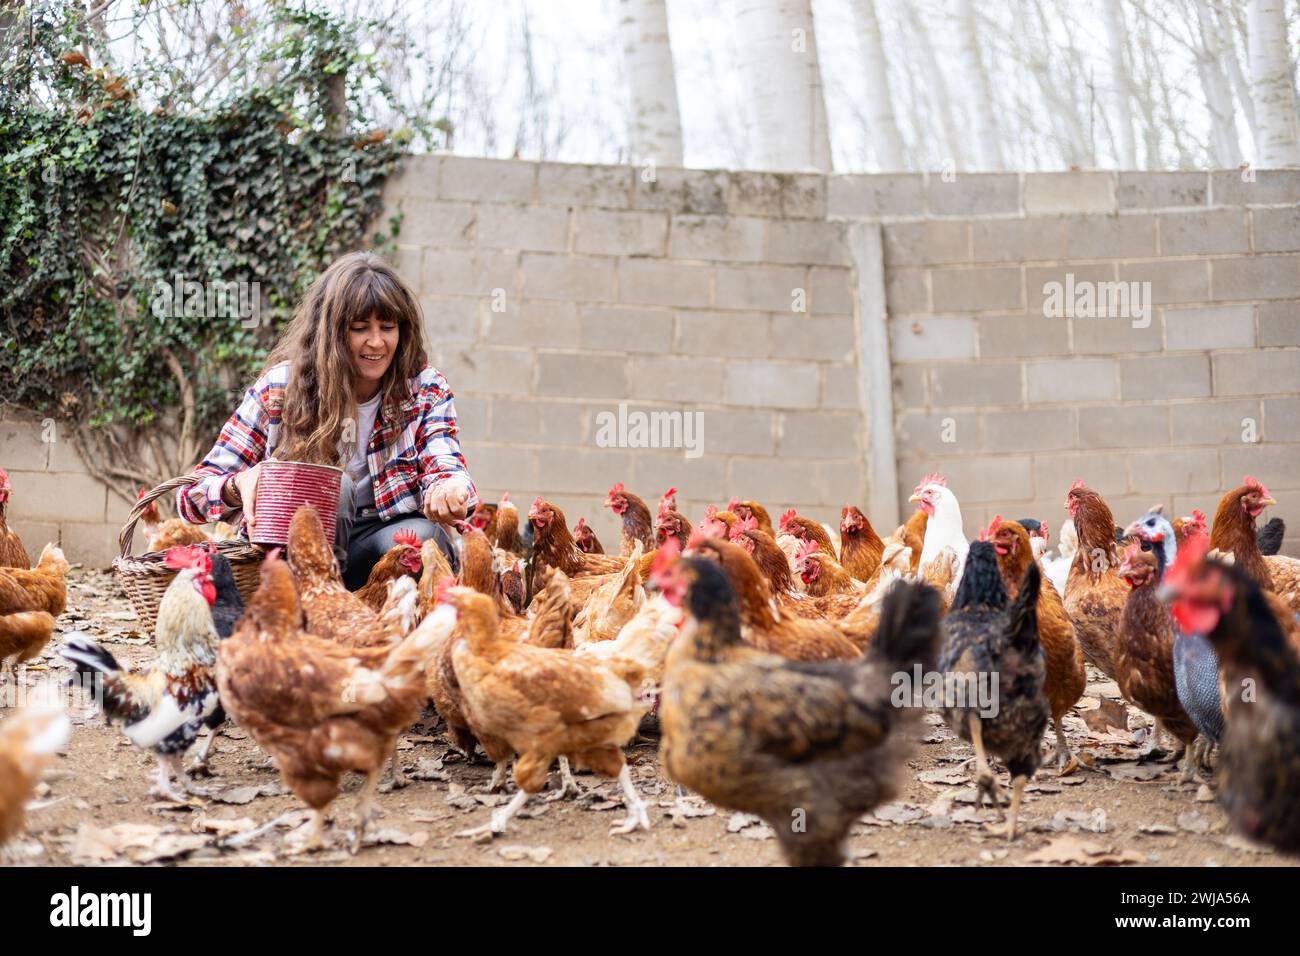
[114,474,264,633]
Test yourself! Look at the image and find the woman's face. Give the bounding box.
[348,312,400,396]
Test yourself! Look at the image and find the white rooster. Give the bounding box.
[908,473,969,587]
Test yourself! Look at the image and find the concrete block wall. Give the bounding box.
[877,169,1300,552]
[4,160,1298,564]
[384,156,865,552]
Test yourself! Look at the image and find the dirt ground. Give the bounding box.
[2,567,1294,869]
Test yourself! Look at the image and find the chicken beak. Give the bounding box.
[907,493,921,503]
[1260,496,1277,508]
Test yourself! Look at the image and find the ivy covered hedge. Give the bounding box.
[0,4,414,501]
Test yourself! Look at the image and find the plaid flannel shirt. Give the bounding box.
[178,360,477,524]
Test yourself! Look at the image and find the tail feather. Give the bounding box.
[1008,562,1042,653]
[60,632,122,677]
[381,603,458,687]
[60,633,133,716]
[868,579,943,672]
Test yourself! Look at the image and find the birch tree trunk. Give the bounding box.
[733,0,832,171]
[954,0,1004,169]
[616,0,684,166]
[1248,0,1300,166]
[1193,0,1242,167]
[1101,0,1138,168]
[1213,1,1259,153]
[849,0,905,169]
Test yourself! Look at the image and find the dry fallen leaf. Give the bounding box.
[1025,836,1143,866]
[71,822,161,864]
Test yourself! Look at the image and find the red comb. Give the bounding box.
[1040,521,1050,540]
[794,537,819,564]
[136,488,147,500]
[779,508,798,532]
[731,515,758,539]
[574,517,587,531]
[1191,508,1206,523]
[529,495,544,516]
[164,544,210,573]
[988,514,1003,534]
[657,497,671,520]
[393,529,419,549]
[705,504,718,519]
[662,487,676,501]
[726,496,740,511]
[978,526,988,542]
[912,472,947,495]
[607,482,625,497]
[1070,478,1086,492]
[1244,475,1270,497]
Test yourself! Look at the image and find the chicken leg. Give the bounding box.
[1051,719,1078,776]
[609,764,651,835]
[455,788,530,841]
[968,716,1004,810]
[1003,774,1028,841]
[150,756,193,803]
[350,768,381,854]
[545,755,582,801]
[488,759,511,793]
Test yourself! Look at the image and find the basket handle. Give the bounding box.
[118,474,203,559]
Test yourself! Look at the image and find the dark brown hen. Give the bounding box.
[939,540,1046,840]
[1163,548,1300,855]
[657,553,941,867]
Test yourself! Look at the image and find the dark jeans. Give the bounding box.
[335,474,459,590]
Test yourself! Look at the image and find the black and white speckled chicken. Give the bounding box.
[939,539,1046,840]
[62,547,222,800]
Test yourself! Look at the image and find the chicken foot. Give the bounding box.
[455,788,530,841]
[350,768,382,854]
[488,759,511,793]
[1050,719,1078,776]
[544,755,583,801]
[380,745,409,792]
[150,756,197,803]
[190,726,222,776]
[1003,774,1028,841]
[609,764,651,835]
[968,716,1004,810]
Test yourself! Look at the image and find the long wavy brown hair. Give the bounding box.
[266,252,427,464]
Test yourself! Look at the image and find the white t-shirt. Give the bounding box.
[342,395,381,513]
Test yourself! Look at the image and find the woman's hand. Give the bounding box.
[232,463,264,534]
[423,482,470,525]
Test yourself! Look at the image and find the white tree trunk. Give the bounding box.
[1248,0,1300,166]
[1214,1,1259,152]
[954,0,1003,169]
[733,0,832,171]
[849,0,905,169]
[1101,0,1138,168]
[616,0,684,167]
[1193,0,1242,167]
